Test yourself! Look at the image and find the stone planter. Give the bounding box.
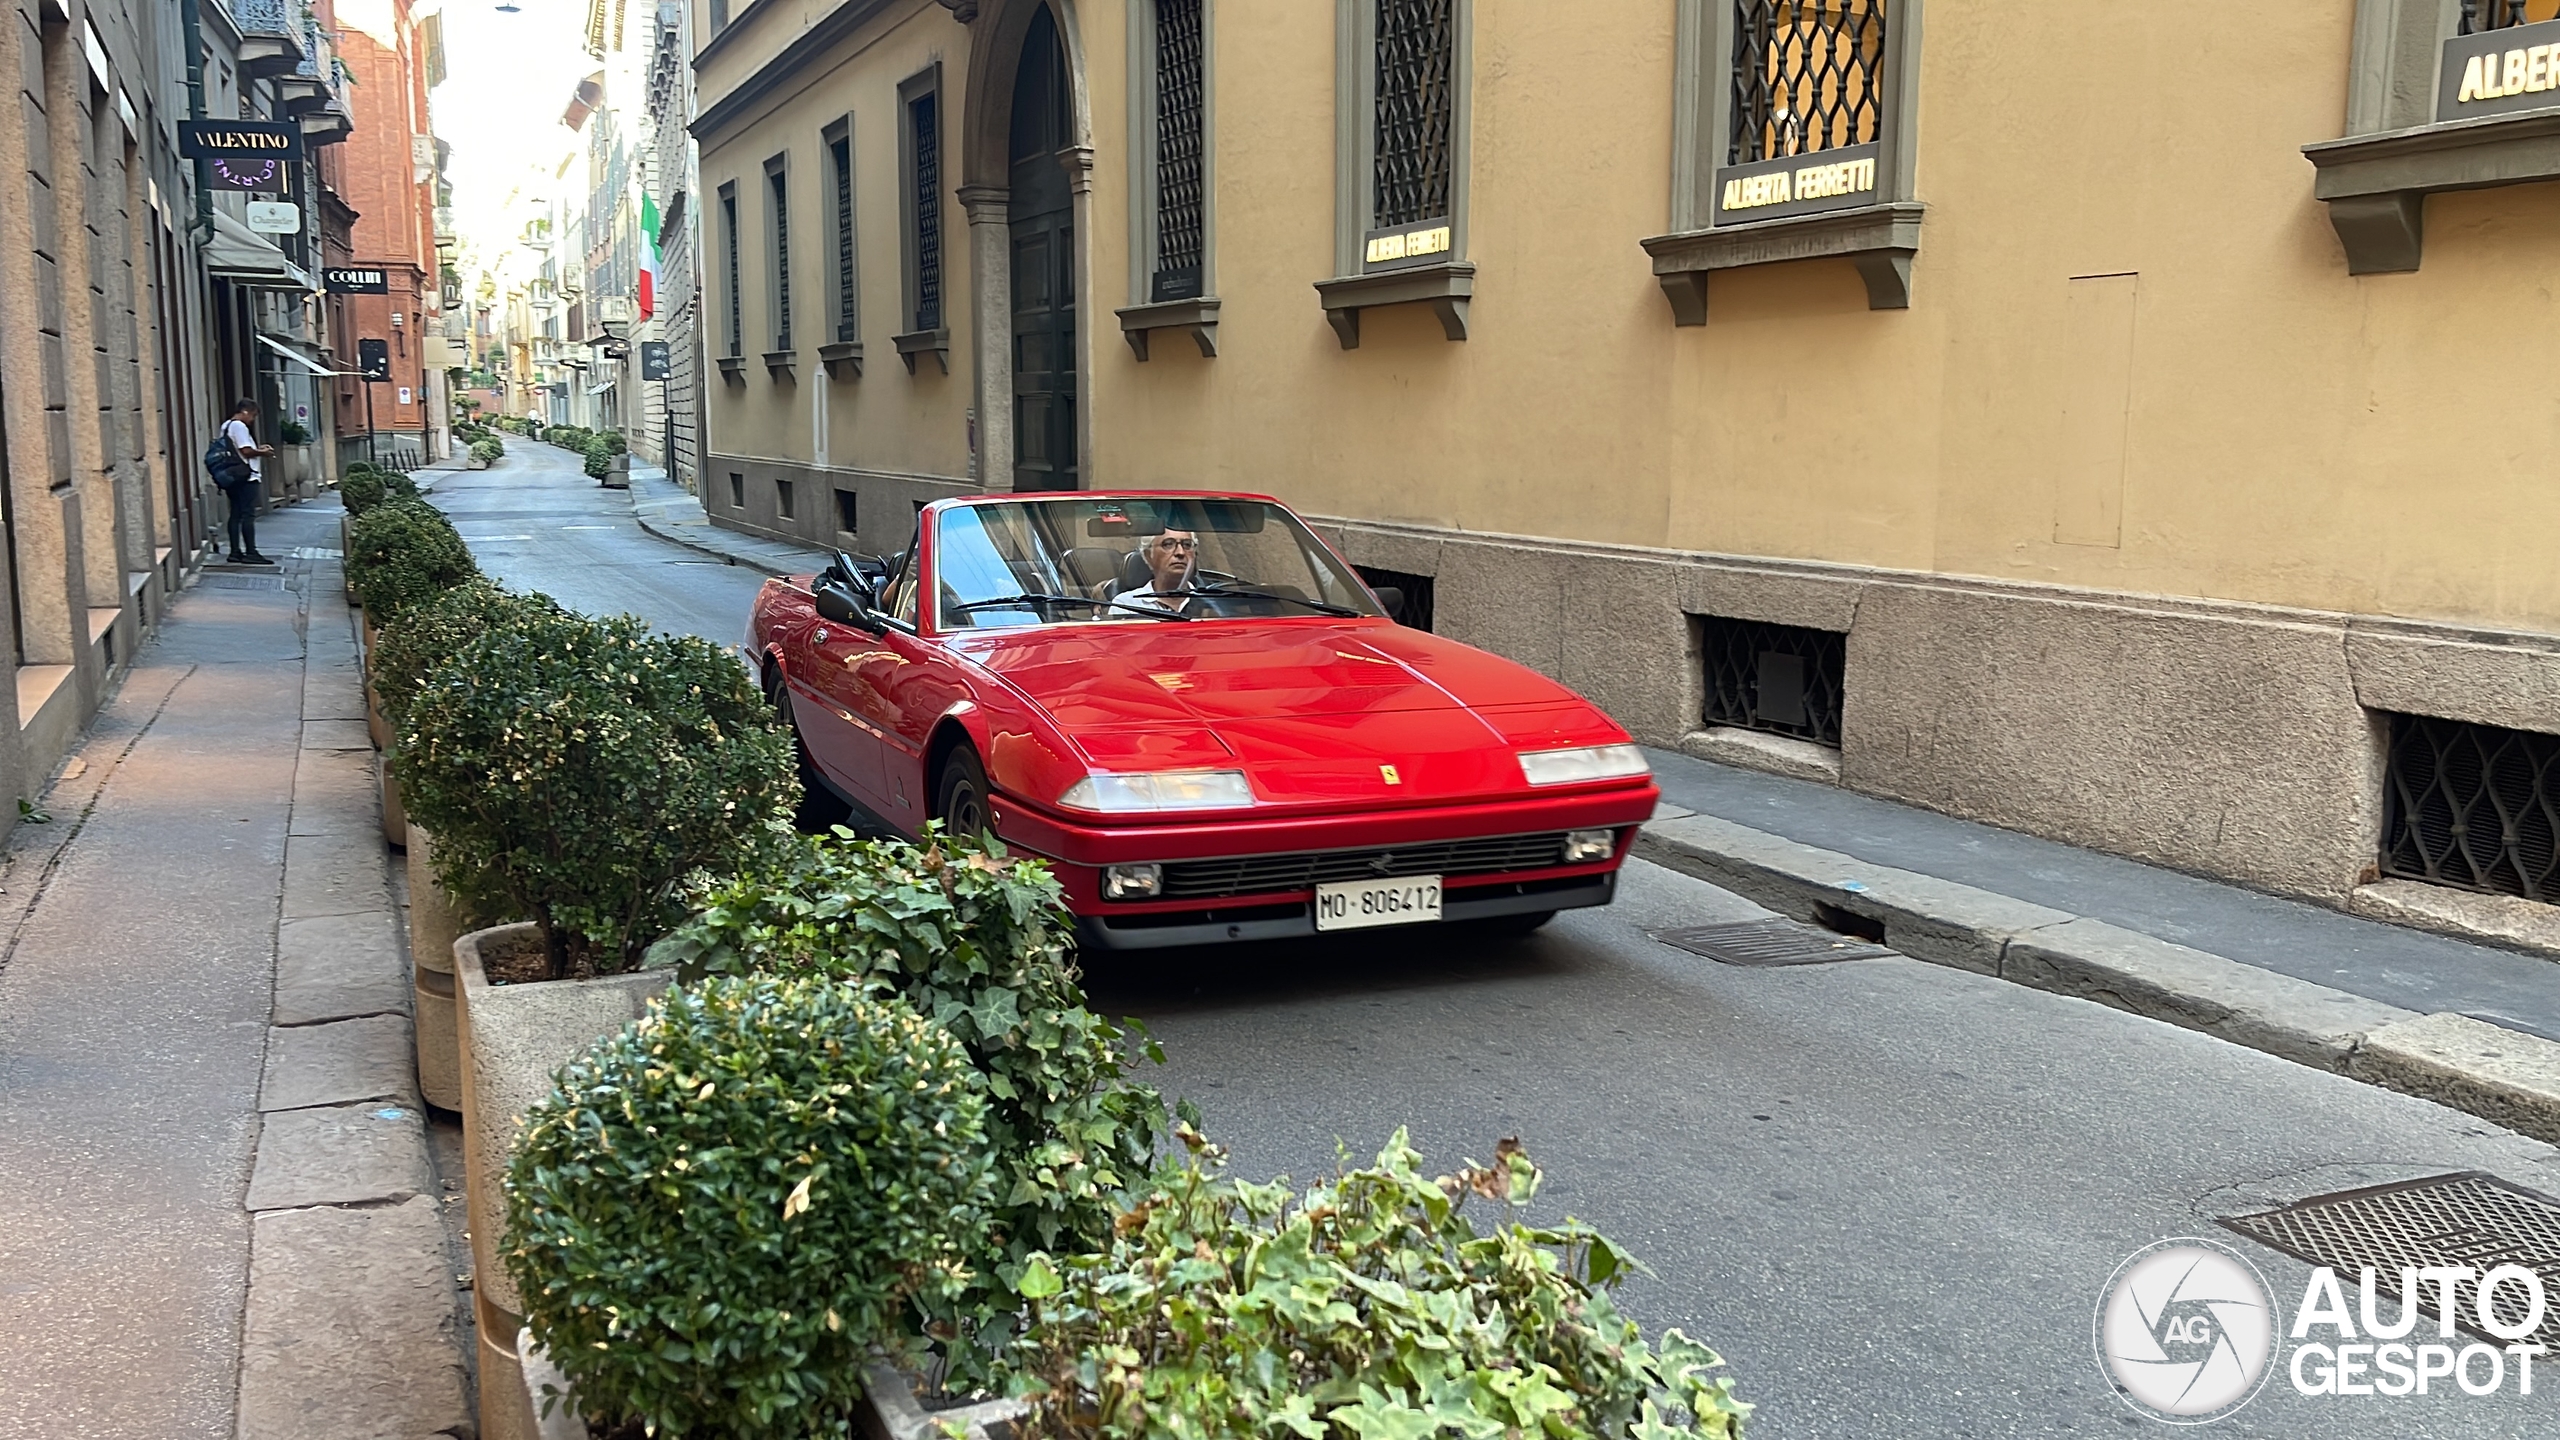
[457,923,673,1440]
[280,443,317,500]
[406,824,464,1112]
[360,616,389,752]
[378,754,407,848]
[516,1345,1024,1440]
[340,512,356,605]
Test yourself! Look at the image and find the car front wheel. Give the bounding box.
[935,746,992,840]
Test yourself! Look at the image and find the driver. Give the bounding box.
[1114,529,1199,613]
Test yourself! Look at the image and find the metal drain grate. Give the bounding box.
[2220,1172,2560,1349]
[202,574,286,591]
[1651,918,1895,967]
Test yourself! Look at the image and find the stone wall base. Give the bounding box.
[701,454,974,557]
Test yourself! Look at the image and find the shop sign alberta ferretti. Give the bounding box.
[1711,142,1881,225]
[2440,18,2560,123]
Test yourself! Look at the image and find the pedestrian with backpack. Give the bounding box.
[207,399,275,566]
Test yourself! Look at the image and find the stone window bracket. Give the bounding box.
[1642,203,1923,325]
[893,328,950,375]
[716,353,748,386]
[1116,297,1220,359]
[819,340,864,380]
[1314,263,1470,349]
[761,349,797,381]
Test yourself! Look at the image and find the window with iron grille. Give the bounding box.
[1693,615,1846,747]
[1373,0,1455,230]
[1353,565,1434,633]
[1151,0,1207,302]
[776,478,795,520]
[834,488,857,535]
[2460,1,2543,32]
[765,156,792,351]
[1728,0,1888,164]
[2382,712,2560,905]
[828,124,857,343]
[904,83,943,334]
[719,184,742,356]
[729,472,744,507]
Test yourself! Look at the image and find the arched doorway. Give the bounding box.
[1007,6,1076,491]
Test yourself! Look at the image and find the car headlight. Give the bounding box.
[1058,769,1256,813]
[1517,744,1650,786]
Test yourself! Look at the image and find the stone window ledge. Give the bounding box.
[715,354,748,386]
[2302,110,2560,274]
[892,328,950,375]
[1314,262,1472,349]
[761,350,797,381]
[1640,201,1925,325]
[1116,297,1220,360]
[818,341,863,380]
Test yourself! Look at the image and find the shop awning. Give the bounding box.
[256,332,352,376]
[203,210,314,291]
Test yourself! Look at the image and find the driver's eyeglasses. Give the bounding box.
[1154,537,1199,550]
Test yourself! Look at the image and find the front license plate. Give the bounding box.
[1314,875,1443,932]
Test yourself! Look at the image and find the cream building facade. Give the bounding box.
[690,0,2560,940]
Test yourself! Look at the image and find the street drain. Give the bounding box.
[2220,1172,2560,1349]
[202,574,286,591]
[1650,918,1896,967]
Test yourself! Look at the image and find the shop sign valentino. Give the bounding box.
[2440,18,2560,123]
[177,119,303,160]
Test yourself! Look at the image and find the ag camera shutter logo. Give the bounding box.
[2094,1239,2277,1424]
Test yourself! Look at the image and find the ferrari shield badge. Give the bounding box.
[1380,764,1401,785]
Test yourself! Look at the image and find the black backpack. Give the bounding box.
[204,430,250,486]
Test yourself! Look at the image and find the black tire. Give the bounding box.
[935,746,992,840]
[770,676,850,831]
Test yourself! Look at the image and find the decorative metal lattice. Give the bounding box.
[1728,0,1888,163]
[1152,0,1207,302]
[911,92,943,332]
[769,168,792,349]
[1353,565,1435,632]
[832,136,856,342]
[1373,0,1455,229]
[2460,1,2549,33]
[2382,712,2560,904]
[722,191,742,355]
[1697,615,1846,747]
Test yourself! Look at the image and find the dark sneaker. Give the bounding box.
[240,552,278,566]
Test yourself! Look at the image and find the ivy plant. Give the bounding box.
[395,606,799,977]
[654,826,1168,1377]
[507,975,999,1439]
[1008,1128,1751,1440]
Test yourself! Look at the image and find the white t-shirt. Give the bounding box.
[220,418,260,480]
[1112,583,1192,614]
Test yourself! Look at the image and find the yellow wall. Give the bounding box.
[698,0,974,480]
[1079,0,2560,634]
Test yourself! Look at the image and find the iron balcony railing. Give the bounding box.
[1729,0,1888,163]
[231,0,298,39]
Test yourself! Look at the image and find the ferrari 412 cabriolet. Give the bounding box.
[745,492,1657,949]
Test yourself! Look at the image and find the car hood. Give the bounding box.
[953,622,1630,809]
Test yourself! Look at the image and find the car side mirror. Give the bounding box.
[1371,585,1406,623]
[813,580,869,627]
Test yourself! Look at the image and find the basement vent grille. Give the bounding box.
[2381,712,2560,905]
[2221,1172,2560,1351]
[1695,615,1846,747]
[1651,918,1893,967]
[1353,565,1434,633]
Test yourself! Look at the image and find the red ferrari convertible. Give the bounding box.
[745,492,1657,949]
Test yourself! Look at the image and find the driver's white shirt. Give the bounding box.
[1111,582,1192,613]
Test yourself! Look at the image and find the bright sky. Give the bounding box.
[424,0,612,278]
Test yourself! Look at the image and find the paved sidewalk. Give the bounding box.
[626,464,828,577]
[0,500,471,1439]
[1639,745,2560,1139]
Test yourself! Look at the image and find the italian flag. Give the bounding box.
[638,191,660,319]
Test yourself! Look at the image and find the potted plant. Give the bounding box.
[504,975,1001,1439]
[278,419,316,500]
[394,604,798,1440]
[346,499,479,773]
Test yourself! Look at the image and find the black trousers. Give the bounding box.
[219,479,260,556]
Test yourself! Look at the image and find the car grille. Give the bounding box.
[1157,831,1576,900]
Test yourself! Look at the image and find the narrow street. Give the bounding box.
[444,445,2560,1438]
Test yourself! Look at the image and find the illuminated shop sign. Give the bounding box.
[1711,141,1880,226]
[2439,18,2560,123]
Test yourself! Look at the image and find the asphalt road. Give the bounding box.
[444,443,2560,1438]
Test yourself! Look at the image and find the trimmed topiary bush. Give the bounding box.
[339,467,388,515]
[581,430,626,479]
[469,437,502,466]
[1009,1130,1751,1440]
[347,498,478,623]
[396,606,800,977]
[657,827,1167,1380]
[370,580,561,732]
[507,975,999,1439]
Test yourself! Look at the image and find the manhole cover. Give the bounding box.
[202,574,286,591]
[1650,918,1895,966]
[2220,1172,2560,1349]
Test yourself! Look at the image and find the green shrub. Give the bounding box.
[347,499,478,623]
[1009,1130,1751,1440]
[656,827,1167,1379]
[508,975,999,1440]
[582,431,626,479]
[279,419,312,445]
[339,467,387,515]
[396,607,799,977]
[370,579,561,732]
[469,437,502,465]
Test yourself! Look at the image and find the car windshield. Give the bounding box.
[930,496,1385,629]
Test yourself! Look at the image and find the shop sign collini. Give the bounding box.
[2440,18,2560,123]
[1711,141,1881,226]
[324,267,390,295]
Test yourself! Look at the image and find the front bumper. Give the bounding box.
[1074,872,1617,951]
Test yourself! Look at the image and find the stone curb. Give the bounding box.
[1635,814,2560,1141]
[631,507,808,579]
